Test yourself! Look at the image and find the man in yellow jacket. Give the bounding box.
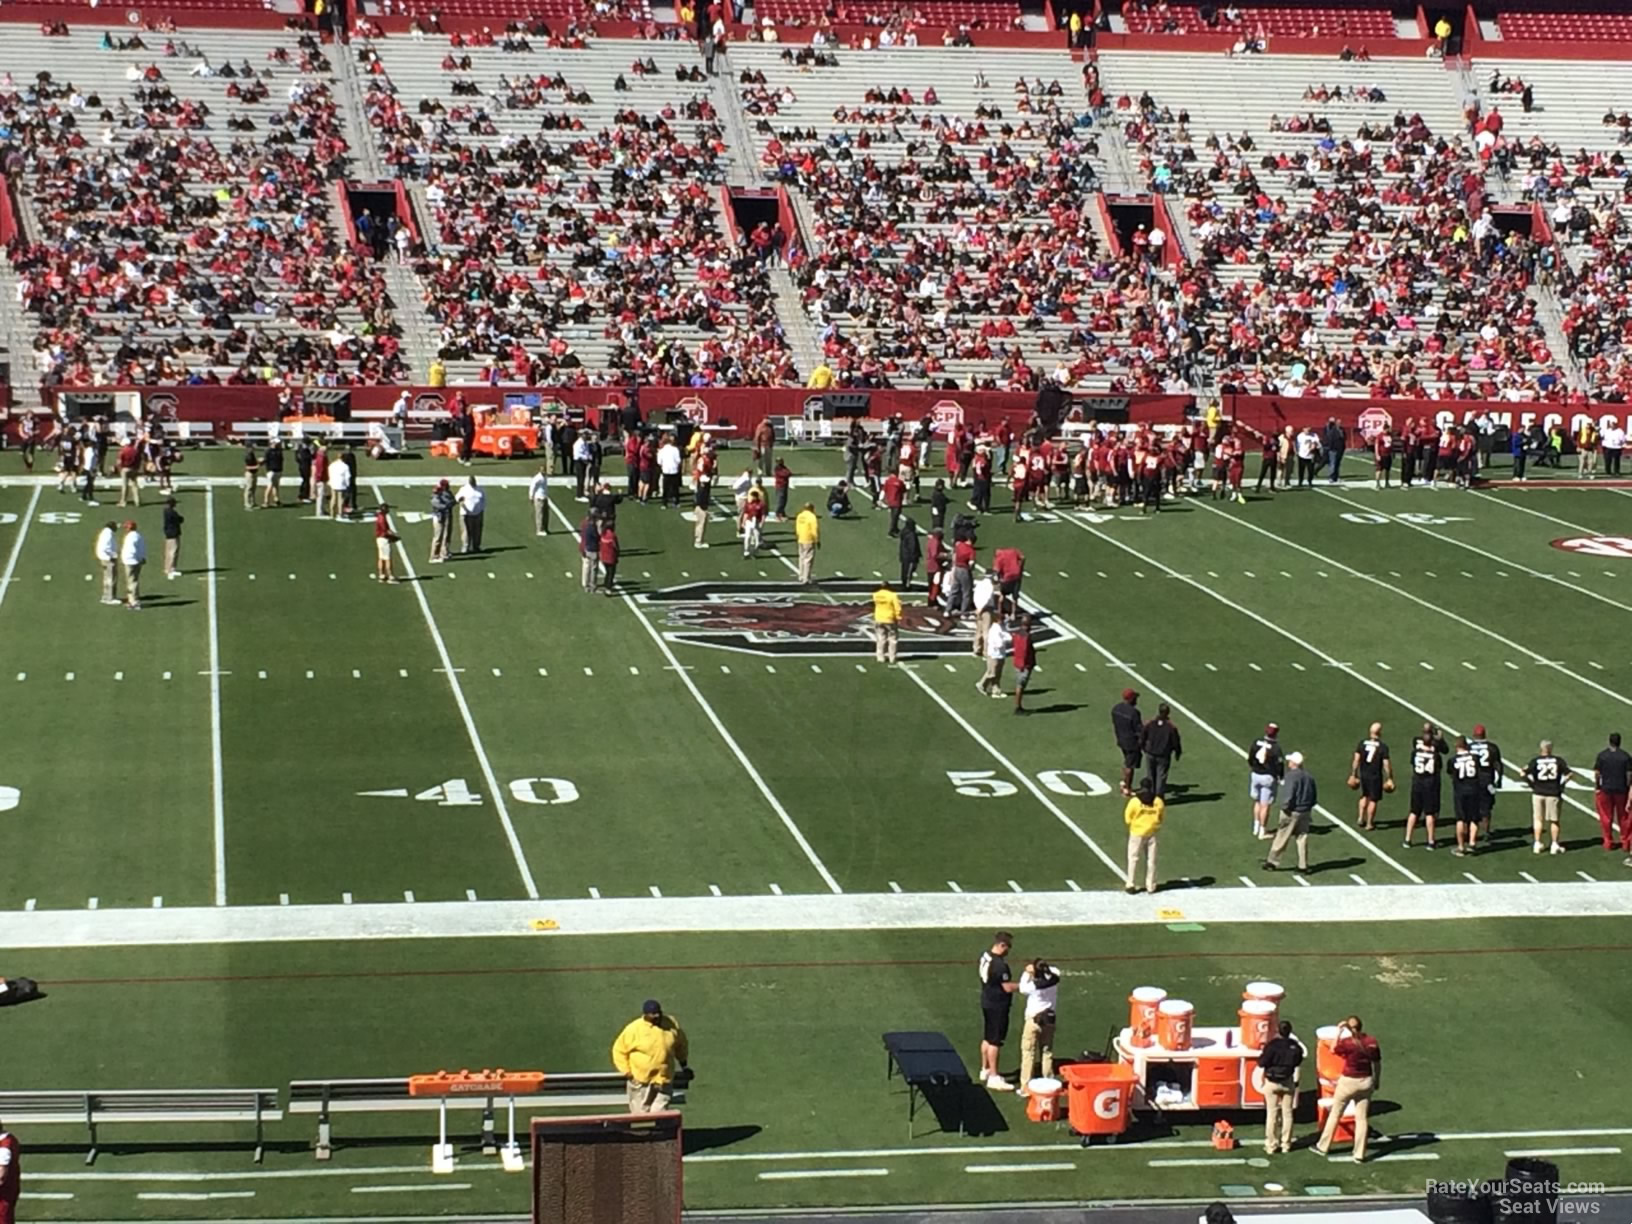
[612,999,689,1114]
[795,502,820,584]
[872,580,902,664]
[1123,780,1164,895]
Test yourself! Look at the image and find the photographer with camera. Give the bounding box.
[1014,958,1060,1097]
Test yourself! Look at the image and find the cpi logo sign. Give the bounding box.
[930,399,965,436]
[1356,405,1393,442]
[674,396,709,426]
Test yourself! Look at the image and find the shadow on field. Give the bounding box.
[1163,784,1223,806]
[682,1125,762,1155]
[1303,856,1365,876]
[1026,703,1086,716]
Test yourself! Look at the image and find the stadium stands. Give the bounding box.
[1494,5,1632,40]
[754,0,1024,29]
[360,34,796,386]
[0,25,406,389]
[1122,0,1398,40]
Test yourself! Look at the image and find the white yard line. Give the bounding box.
[0,484,41,615]
[557,495,840,894]
[902,667,1125,880]
[1470,489,1603,535]
[376,487,539,900]
[2,878,1628,948]
[1055,517,1421,884]
[206,489,228,906]
[1321,490,1632,619]
[1193,499,1632,713]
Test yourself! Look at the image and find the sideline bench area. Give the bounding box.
[0,1088,281,1164]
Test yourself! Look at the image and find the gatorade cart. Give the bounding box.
[1108,983,1285,1118]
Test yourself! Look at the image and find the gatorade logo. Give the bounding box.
[1092,1089,1123,1120]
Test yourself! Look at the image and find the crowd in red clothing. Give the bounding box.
[2,30,406,389]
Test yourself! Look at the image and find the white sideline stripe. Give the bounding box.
[0,486,41,617]
[206,490,227,907]
[1330,490,1632,620]
[1504,1147,1622,1158]
[139,1191,256,1201]
[1328,1153,1439,1163]
[377,487,539,901]
[964,1163,1076,1174]
[757,1169,888,1182]
[561,493,839,895]
[351,1183,472,1195]
[1149,1158,1247,1168]
[3,879,1630,949]
[1195,498,1632,714]
[902,666,1125,880]
[1054,518,1422,884]
[23,1193,74,1200]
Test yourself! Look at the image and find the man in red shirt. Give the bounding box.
[117,439,142,507]
[882,471,907,537]
[0,1123,18,1224]
[1010,613,1037,715]
[1314,1016,1381,1162]
[991,546,1024,616]
[373,503,399,585]
[947,535,976,615]
[598,522,620,595]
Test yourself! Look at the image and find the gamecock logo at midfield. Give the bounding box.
[640,581,1062,657]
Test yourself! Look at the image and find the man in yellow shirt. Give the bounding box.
[795,502,820,584]
[872,580,902,664]
[807,361,835,390]
[1122,780,1164,895]
[427,357,446,388]
[611,999,689,1114]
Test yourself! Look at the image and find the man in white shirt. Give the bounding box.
[978,617,1011,697]
[1295,426,1321,488]
[970,574,997,657]
[1602,422,1627,476]
[657,436,682,508]
[731,469,753,534]
[93,520,119,605]
[119,520,146,610]
[1015,959,1061,1095]
[572,432,596,501]
[528,465,550,536]
[328,453,352,521]
[456,476,486,553]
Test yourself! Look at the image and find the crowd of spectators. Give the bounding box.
[361,36,796,386]
[2,28,407,389]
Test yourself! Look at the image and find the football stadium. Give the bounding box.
[0,0,1630,1219]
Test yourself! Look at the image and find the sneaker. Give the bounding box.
[975,681,987,695]
[1550,842,1565,855]
[985,1075,1013,1092]
[1533,842,1544,854]
[990,690,1007,699]
[1402,841,1412,849]
[1451,848,1466,857]
[1425,841,1436,851]
[1622,856,1631,867]
[977,1068,989,1082]
[167,571,179,580]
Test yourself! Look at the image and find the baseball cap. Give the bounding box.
[1473,724,1486,737]
[1286,751,1304,767]
[642,998,662,1014]
[1266,722,1279,735]
[1121,688,1137,701]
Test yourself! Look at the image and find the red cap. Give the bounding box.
[1121,688,1137,702]
[1473,724,1485,737]
[1266,722,1279,735]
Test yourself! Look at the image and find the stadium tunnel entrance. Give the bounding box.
[341,180,418,261]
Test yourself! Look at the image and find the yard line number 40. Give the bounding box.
[414,778,580,806]
[948,770,1111,798]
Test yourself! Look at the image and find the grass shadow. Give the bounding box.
[682,1124,763,1155]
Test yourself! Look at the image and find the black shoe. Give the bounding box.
[1261,861,1277,871]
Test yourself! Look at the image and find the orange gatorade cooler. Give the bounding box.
[1155,999,1194,1050]
[1196,1056,1241,1108]
[1060,1062,1139,1137]
[1242,1064,1267,1107]
[1128,987,1166,1048]
[1243,981,1285,1006]
[1315,1025,1343,1082]
[1025,1077,1063,1123]
[1317,1094,1357,1144]
[1239,999,1277,1050]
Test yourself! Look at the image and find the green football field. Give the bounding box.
[0,441,1629,1218]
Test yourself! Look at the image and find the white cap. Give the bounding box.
[1286,751,1304,767]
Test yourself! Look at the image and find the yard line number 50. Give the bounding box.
[415,777,580,806]
[947,769,1111,798]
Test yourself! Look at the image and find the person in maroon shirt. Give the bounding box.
[882,471,907,537]
[597,522,620,595]
[772,457,792,521]
[373,504,400,585]
[1010,614,1038,715]
[1314,1016,1382,1162]
[947,535,976,615]
[992,546,1024,616]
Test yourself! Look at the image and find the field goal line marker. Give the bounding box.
[547,499,841,894]
[376,486,540,901]
[205,490,228,906]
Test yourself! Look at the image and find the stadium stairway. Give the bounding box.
[383,259,441,385]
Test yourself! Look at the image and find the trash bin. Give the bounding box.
[1427,1182,1493,1224]
[1059,1062,1138,1137]
[1496,1159,1558,1224]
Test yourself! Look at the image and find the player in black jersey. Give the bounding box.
[1448,737,1483,855]
[1347,721,1394,831]
[1467,724,1503,843]
[1403,722,1449,849]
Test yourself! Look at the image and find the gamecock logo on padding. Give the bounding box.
[641,580,1061,657]
[674,396,710,426]
[144,392,178,420]
[412,392,447,415]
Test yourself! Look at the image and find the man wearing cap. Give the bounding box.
[456,475,486,554]
[1262,750,1315,873]
[1111,689,1143,797]
[1257,1019,1304,1155]
[93,520,120,605]
[528,464,550,537]
[1248,723,1286,840]
[612,1000,689,1115]
[373,504,400,584]
[119,520,146,610]
[429,479,454,563]
[1468,724,1503,845]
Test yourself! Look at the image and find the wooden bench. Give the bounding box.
[0,1088,281,1164]
[287,1073,686,1161]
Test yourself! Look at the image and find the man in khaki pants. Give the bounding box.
[1256,1019,1304,1154]
[795,504,819,583]
[611,1000,688,1115]
[1314,1016,1381,1162]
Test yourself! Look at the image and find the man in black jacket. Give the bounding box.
[1141,703,1183,798]
[1322,417,1346,483]
[1257,1020,1305,1155]
[1111,689,1143,797]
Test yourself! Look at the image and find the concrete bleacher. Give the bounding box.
[0,26,402,387]
[733,41,1171,392]
[362,35,794,386]
[1122,0,1398,39]
[1097,50,1562,399]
